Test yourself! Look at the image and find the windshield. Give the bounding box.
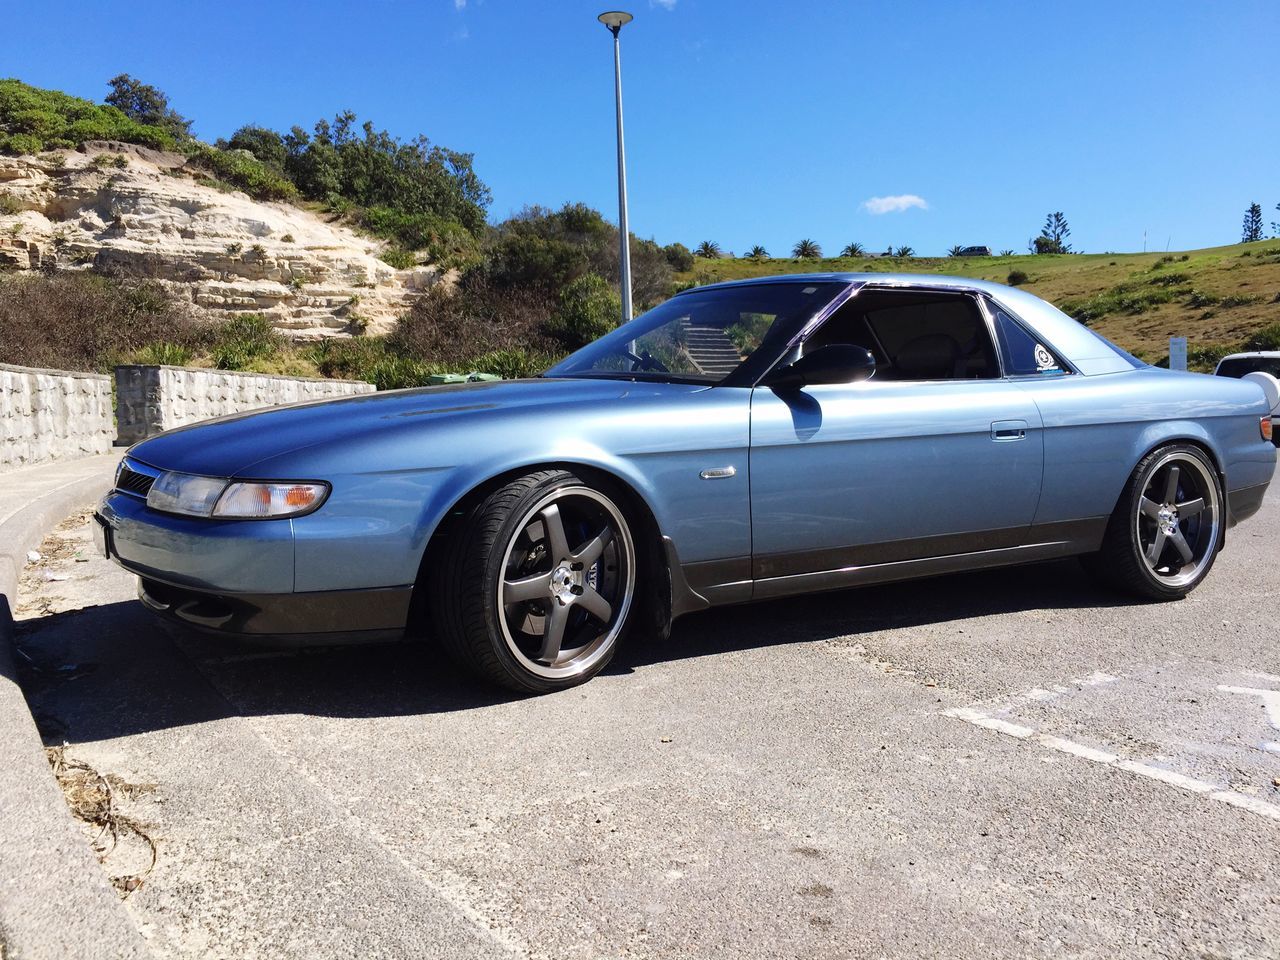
[545,281,847,384]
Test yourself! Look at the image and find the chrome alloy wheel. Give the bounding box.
[1134,451,1220,588]
[496,486,635,680]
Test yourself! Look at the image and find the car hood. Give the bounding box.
[127,377,703,477]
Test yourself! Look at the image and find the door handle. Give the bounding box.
[991,420,1028,441]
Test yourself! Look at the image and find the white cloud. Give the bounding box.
[862,194,928,215]
[454,0,466,8]
[650,0,677,9]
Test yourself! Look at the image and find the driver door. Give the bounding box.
[748,288,1044,595]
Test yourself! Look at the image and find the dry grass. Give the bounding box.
[45,746,157,898]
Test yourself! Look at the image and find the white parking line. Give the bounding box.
[944,692,1280,824]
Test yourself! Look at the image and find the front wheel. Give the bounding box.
[430,470,637,693]
[1083,443,1224,600]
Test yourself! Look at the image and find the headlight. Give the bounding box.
[146,473,329,519]
[213,481,329,519]
[147,472,227,517]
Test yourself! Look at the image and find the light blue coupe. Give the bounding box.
[96,275,1276,692]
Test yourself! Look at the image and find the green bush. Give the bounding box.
[1243,323,1280,351]
[360,207,478,268]
[131,341,194,366]
[379,248,416,270]
[211,313,282,370]
[663,242,694,272]
[544,274,621,349]
[1007,269,1029,286]
[0,79,178,154]
[183,143,297,202]
[471,349,552,380]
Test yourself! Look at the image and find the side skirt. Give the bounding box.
[674,518,1107,611]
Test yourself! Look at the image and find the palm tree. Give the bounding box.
[694,240,722,259]
[892,245,914,258]
[839,242,865,258]
[746,245,769,260]
[998,249,1015,257]
[792,239,822,259]
[947,244,964,257]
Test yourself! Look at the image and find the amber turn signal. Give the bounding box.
[1262,417,1273,442]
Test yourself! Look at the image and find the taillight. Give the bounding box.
[1263,417,1274,442]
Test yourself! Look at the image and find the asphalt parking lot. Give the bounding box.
[13,495,1280,960]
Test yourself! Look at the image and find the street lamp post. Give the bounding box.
[598,11,634,328]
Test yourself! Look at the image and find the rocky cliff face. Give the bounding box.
[0,141,441,337]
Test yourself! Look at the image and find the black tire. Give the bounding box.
[1081,443,1224,600]
[429,470,638,693]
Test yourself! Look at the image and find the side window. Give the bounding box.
[992,308,1068,376]
[805,291,1000,381]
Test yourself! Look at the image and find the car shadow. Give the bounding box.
[11,557,1136,745]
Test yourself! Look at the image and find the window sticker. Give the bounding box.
[1034,343,1059,371]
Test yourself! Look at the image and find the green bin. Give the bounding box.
[426,373,467,385]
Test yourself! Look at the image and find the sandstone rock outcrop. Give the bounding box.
[0,142,443,337]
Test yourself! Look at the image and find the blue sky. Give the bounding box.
[7,0,1278,256]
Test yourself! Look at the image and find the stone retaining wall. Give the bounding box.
[0,364,114,470]
[115,365,376,444]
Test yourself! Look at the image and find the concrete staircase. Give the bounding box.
[683,324,743,377]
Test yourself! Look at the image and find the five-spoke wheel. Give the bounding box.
[1086,443,1223,600]
[430,470,637,692]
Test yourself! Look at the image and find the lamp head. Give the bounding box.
[598,10,633,34]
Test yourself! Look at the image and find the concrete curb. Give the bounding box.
[0,455,153,960]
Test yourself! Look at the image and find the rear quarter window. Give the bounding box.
[992,308,1068,376]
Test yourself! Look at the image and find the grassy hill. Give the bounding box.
[676,242,1280,370]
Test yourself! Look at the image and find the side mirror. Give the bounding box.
[769,344,877,390]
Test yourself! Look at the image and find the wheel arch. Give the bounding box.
[1103,426,1227,533]
[405,460,673,641]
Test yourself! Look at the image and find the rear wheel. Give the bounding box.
[430,470,637,693]
[1083,444,1223,600]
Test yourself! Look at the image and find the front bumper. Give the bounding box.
[97,490,412,640]
[135,576,410,642]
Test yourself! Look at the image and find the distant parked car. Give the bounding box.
[96,275,1276,692]
[957,246,992,257]
[1215,351,1280,446]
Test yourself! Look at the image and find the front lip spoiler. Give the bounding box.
[136,577,412,645]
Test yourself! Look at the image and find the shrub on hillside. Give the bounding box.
[390,277,558,368]
[211,313,283,370]
[0,79,177,154]
[183,143,297,202]
[0,272,202,370]
[663,242,694,272]
[1007,269,1029,286]
[544,274,621,349]
[485,204,671,309]
[1243,323,1280,352]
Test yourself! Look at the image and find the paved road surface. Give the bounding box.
[13,494,1280,959]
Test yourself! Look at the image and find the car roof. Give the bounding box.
[1217,351,1280,361]
[677,273,1139,375]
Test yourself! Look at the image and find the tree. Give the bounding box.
[662,242,694,272]
[105,74,192,141]
[792,238,822,259]
[892,245,914,258]
[746,245,769,260]
[998,249,1016,257]
[1242,202,1264,243]
[221,125,287,169]
[947,244,964,257]
[1272,202,1280,239]
[839,242,865,257]
[1033,212,1071,254]
[694,240,722,259]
